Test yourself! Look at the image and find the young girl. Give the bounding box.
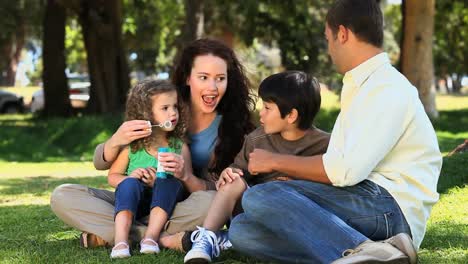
[108,79,191,258]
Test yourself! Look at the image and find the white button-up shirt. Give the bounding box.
[322,52,442,249]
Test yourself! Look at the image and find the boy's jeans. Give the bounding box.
[229,180,411,264]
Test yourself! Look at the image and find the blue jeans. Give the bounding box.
[229,180,411,264]
[114,177,187,220]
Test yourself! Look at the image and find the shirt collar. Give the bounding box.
[343,52,390,88]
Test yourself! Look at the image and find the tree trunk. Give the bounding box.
[0,22,25,87]
[172,0,205,72]
[42,0,71,117]
[76,0,129,114]
[400,0,438,119]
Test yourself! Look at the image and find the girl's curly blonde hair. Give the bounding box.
[125,79,187,152]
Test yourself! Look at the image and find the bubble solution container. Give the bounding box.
[157,147,172,179]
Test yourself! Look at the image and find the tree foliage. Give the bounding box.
[122,0,184,75]
[434,0,467,92]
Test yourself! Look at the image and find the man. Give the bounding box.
[228,0,442,263]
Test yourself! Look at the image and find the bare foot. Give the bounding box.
[159,232,185,252]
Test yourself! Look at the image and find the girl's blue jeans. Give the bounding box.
[114,177,187,220]
[229,180,411,264]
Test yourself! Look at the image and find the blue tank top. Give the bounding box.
[189,115,222,178]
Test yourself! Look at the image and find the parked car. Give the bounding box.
[0,90,24,114]
[30,74,90,113]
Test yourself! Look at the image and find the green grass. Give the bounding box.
[0,94,467,263]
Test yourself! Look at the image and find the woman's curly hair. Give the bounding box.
[125,79,187,152]
[172,38,256,179]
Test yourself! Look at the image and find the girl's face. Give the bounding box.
[151,90,179,131]
[186,54,228,114]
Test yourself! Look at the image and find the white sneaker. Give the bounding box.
[110,241,131,259]
[140,238,160,254]
[184,226,220,263]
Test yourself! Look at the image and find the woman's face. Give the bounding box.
[186,54,228,114]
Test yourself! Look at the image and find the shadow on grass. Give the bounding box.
[0,204,267,264]
[0,114,121,162]
[0,176,108,197]
[432,109,468,134]
[438,152,468,194]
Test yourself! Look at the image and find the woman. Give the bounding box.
[50,38,256,251]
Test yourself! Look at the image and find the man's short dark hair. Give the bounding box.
[259,71,321,130]
[326,0,383,47]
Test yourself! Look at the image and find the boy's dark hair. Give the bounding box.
[326,0,383,48]
[259,71,321,130]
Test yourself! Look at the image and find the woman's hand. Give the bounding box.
[216,167,243,190]
[109,120,152,147]
[158,152,186,181]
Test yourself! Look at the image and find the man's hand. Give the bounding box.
[158,152,186,181]
[109,120,152,147]
[248,148,276,175]
[216,167,243,190]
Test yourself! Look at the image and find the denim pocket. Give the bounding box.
[355,180,381,196]
[347,212,393,240]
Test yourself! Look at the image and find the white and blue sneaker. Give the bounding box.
[184,226,220,263]
[217,230,232,251]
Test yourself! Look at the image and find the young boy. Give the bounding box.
[184,71,331,263]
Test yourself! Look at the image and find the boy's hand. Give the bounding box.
[158,152,186,180]
[248,149,276,175]
[216,167,243,190]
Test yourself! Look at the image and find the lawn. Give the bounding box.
[0,92,467,263]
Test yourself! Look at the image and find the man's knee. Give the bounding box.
[241,182,286,213]
[50,184,84,212]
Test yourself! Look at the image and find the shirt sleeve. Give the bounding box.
[323,87,415,186]
[93,143,113,170]
[230,134,253,170]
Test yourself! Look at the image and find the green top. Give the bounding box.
[126,137,183,175]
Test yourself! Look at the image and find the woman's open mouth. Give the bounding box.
[202,95,218,107]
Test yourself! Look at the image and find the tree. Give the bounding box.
[42,0,71,116]
[400,0,438,119]
[433,0,467,93]
[64,0,130,114]
[123,0,184,75]
[0,1,43,86]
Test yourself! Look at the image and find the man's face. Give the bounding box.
[325,23,339,69]
[326,23,350,74]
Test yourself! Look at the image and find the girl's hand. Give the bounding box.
[140,167,156,187]
[129,167,156,187]
[216,167,243,190]
[158,152,186,180]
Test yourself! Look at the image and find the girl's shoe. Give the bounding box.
[110,241,131,259]
[140,238,160,254]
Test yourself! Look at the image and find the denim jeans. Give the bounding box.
[114,177,187,220]
[229,180,411,264]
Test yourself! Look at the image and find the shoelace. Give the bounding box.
[217,231,232,250]
[190,226,220,258]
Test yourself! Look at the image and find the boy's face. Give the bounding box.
[259,101,290,134]
[151,90,179,131]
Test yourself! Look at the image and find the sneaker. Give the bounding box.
[140,238,160,254]
[183,226,220,263]
[331,236,411,264]
[217,230,232,251]
[110,241,131,259]
[385,233,418,264]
